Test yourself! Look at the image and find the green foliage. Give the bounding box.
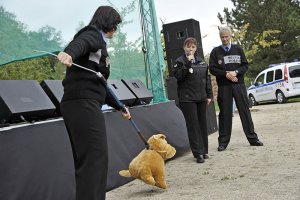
[0,6,63,66]
[71,0,146,82]
[0,7,27,63]
[0,57,65,82]
[0,6,64,81]
[219,0,300,79]
[0,1,147,84]
[160,28,170,80]
[106,0,146,83]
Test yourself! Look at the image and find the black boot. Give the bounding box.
[196,155,205,163]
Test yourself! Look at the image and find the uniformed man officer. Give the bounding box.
[209,26,263,151]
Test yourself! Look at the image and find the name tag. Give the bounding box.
[224,55,241,64]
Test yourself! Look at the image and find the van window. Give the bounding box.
[266,71,274,83]
[275,69,283,80]
[289,65,300,78]
[255,73,265,85]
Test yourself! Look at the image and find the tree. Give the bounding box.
[218,0,300,78]
[0,1,147,83]
[106,0,146,82]
[0,6,28,63]
[0,6,63,66]
[0,57,65,81]
[0,6,65,80]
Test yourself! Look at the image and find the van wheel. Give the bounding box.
[276,91,287,103]
[249,95,258,106]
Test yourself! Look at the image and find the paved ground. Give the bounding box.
[107,102,300,200]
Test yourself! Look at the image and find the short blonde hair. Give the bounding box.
[219,26,232,35]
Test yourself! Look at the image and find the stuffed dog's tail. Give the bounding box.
[119,170,132,177]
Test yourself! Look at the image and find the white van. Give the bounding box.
[247,61,300,105]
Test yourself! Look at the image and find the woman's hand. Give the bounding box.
[121,107,131,120]
[57,52,73,67]
[186,54,195,62]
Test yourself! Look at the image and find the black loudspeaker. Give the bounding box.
[107,80,136,107]
[165,76,179,106]
[0,80,56,124]
[163,19,204,77]
[165,76,218,134]
[122,79,153,105]
[40,80,63,115]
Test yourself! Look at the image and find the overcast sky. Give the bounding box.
[0,0,233,54]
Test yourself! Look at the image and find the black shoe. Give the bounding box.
[217,146,226,151]
[196,155,205,163]
[203,154,209,159]
[250,140,264,146]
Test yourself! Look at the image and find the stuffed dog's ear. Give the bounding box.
[154,134,166,140]
[156,150,167,159]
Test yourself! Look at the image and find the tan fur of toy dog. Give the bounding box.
[119,134,176,189]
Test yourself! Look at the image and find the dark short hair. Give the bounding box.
[183,37,198,47]
[89,6,122,33]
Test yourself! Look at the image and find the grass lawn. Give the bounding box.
[288,97,300,103]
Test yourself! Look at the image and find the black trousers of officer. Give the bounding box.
[61,99,107,200]
[179,101,208,157]
[217,83,259,147]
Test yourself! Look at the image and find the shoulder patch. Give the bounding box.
[89,49,102,64]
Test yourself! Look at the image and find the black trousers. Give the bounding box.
[217,84,259,147]
[179,101,208,156]
[61,99,107,200]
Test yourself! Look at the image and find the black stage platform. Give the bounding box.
[0,101,195,200]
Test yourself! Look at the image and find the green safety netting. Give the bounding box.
[0,0,147,83]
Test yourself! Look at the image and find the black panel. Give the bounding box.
[163,19,204,77]
[107,80,136,107]
[206,101,218,134]
[165,76,179,106]
[40,80,63,115]
[0,80,56,124]
[0,101,189,199]
[0,120,76,200]
[165,76,218,134]
[122,79,153,105]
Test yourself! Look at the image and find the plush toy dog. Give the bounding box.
[119,134,176,189]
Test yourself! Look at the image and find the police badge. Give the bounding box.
[189,68,193,73]
[218,60,222,65]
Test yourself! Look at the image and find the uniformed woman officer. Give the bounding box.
[57,6,131,200]
[173,37,212,163]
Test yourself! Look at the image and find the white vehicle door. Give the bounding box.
[253,73,266,102]
[289,64,300,90]
[264,70,276,100]
[273,68,285,96]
